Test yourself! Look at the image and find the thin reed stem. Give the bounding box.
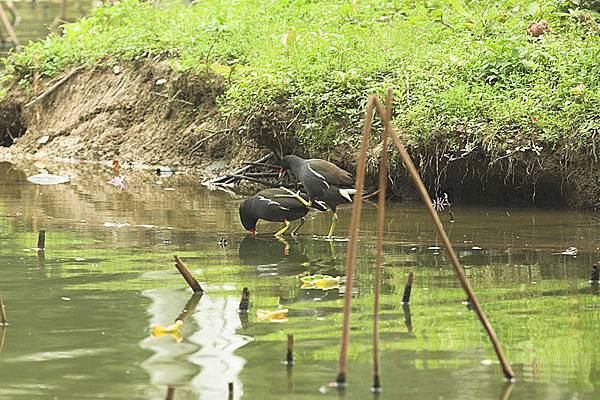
[335,95,376,386]
[372,88,392,391]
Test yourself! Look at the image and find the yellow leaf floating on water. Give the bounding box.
[256,309,288,322]
[150,320,184,342]
[300,274,341,290]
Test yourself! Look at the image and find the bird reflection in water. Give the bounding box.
[238,235,309,276]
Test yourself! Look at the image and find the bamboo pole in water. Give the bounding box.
[371,88,392,391]
[0,2,19,49]
[372,96,515,381]
[335,95,376,386]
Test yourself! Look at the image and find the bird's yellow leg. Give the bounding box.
[327,212,338,238]
[328,240,336,258]
[279,187,312,207]
[291,217,305,236]
[274,220,291,237]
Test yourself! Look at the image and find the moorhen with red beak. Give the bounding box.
[280,155,356,237]
[239,187,320,237]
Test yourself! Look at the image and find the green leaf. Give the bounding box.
[431,9,443,20]
[527,2,540,16]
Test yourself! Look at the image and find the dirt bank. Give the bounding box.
[0,59,263,177]
[1,60,598,209]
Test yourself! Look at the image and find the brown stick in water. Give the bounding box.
[0,293,7,325]
[238,287,250,312]
[173,256,204,293]
[209,153,273,183]
[335,95,376,386]
[402,271,414,304]
[372,88,392,392]
[37,230,46,250]
[229,175,284,188]
[243,162,281,169]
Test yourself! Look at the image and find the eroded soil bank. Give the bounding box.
[1,60,598,209]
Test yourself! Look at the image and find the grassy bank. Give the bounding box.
[1,0,599,203]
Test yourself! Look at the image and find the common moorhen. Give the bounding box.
[281,155,356,237]
[239,187,318,237]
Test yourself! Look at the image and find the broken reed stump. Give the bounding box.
[238,287,250,312]
[37,230,46,250]
[173,256,204,293]
[402,272,414,305]
[0,293,7,325]
[228,382,234,400]
[286,334,294,365]
[164,386,175,400]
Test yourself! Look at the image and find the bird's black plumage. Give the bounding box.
[281,155,356,237]
[239,188,312,233]
[281,155,355,212]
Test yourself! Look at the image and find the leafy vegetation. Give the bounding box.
[1,0,599,161]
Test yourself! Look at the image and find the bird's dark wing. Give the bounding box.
[307,159,354,187]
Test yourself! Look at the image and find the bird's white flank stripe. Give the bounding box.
[307,165,330,188]
[338,188,356,202]
[258,196,281,206]
[314,200,328,211]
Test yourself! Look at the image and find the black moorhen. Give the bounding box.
[280,155,356,237]
[239,187,317,237]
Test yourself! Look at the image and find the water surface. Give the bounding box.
[0,160,598,399]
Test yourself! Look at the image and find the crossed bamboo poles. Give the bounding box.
[335,90,515,389]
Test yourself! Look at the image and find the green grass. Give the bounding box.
[2,0,600,158]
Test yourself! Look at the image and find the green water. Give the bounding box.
[0,160,598,399]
